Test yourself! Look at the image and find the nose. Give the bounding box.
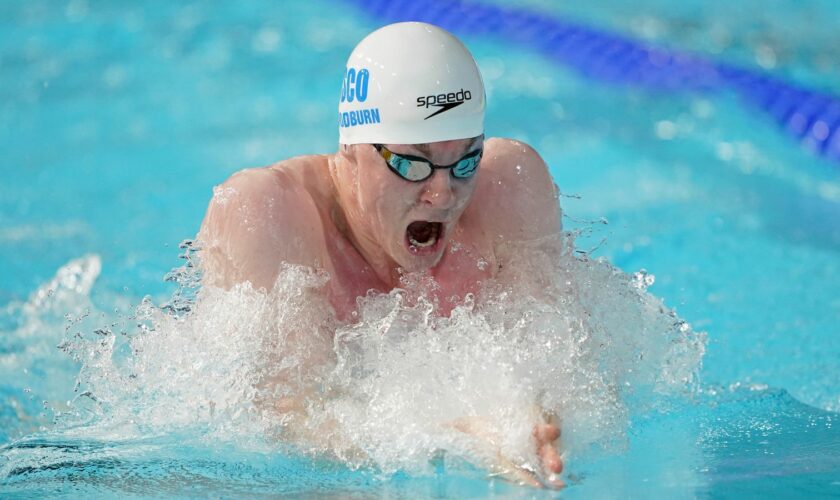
[419,169,455,209]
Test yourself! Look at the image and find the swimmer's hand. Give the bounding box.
[448,413,564,489]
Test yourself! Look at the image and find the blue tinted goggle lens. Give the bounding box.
[374,145,482,182]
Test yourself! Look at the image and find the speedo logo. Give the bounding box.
[416,89,472,120]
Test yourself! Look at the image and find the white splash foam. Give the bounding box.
[15,235,704,482]
[307,236,705,475]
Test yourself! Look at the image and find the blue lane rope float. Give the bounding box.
[343,0,840,163]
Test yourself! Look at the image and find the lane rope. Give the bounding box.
[344,0,840,163]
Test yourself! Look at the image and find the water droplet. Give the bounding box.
[655,120,677,140]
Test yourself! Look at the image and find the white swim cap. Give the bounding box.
[338,22,486,145]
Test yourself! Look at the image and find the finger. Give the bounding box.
[534,423,560,443]
[539,440,564,474]
[534,422,564,489]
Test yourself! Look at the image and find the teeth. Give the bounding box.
[409,232,438,248]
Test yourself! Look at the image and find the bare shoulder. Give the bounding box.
[199,155,331,289]
[201,157,320,236]
[478,138,556,193]
[470,138,562,243]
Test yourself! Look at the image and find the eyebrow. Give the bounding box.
[413,143,433,157]
[411,136,482,158]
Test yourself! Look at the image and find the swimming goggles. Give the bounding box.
[373,144,482,182]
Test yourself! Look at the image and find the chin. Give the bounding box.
[392,246,439,271]
[401,255,442,273]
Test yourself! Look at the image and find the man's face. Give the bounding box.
[351,136,483,273]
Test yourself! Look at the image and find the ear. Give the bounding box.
[337,143,357,164]
[331,145,359,191]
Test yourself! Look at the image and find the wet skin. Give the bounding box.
[199,136,564,487]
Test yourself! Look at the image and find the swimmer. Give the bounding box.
[198,22,563,488]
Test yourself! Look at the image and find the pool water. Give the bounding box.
[2,0,840,497]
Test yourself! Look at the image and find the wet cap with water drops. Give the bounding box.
[338,22,486,145]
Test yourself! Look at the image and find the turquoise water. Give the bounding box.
[2,0,840,497]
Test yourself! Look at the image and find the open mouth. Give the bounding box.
[406,221,443,249]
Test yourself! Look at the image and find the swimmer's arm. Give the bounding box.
[465,141,566,486]
[198,167,324,290]
[200,168,353,451]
